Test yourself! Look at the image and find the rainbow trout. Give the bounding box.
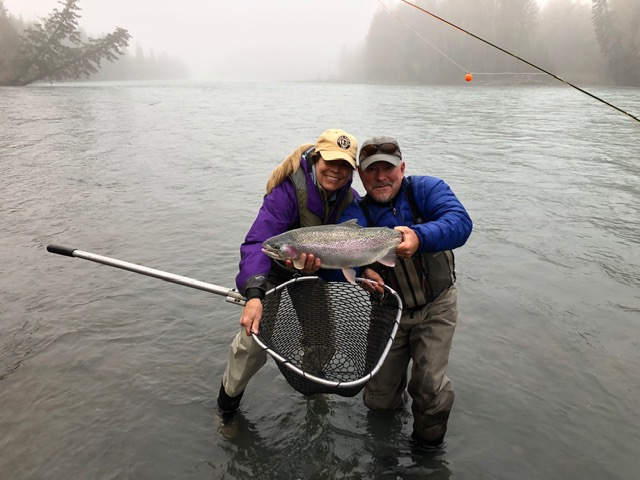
[262,219,402,283]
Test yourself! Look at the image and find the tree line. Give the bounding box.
[0,0,187,86]
[1,0,637,87]
[339,0,639,87]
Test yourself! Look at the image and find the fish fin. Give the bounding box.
[342,268,357,284]
[292,257,306,269]
[339,218,362,228]
[378,250,397,268]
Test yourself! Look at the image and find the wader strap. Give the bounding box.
[405,177,424,223]
[332,188,354,224]
[289,165,322,227]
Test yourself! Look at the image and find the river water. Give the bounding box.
[1,80,638,479]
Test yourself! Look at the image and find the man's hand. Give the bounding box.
[285,253,322,274]
[362,267,385,294]
[240,298,263,335]
[394,226,419,259]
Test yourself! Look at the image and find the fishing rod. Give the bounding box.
[393,0,640,124]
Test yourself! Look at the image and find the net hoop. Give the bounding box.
[252,276,402,396]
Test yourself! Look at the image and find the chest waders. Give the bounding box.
[360,177,455,309]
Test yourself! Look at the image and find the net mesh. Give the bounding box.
[254,276,402,397]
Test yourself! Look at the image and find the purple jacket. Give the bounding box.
[236,155,358,296]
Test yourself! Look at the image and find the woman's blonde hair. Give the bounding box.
[265,143,315,195]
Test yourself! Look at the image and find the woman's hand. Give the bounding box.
[285,253,322,274]
[240,298,263,335]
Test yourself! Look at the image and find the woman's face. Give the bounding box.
[315,158,353,192]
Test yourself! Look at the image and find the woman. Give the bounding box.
[218,128,359,413]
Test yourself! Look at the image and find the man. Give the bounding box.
[339,135,472,450]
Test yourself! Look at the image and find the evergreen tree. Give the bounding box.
[592,0,640,85]
[494,0,539,72]
[0,0,21,84]
[1,0,130,86]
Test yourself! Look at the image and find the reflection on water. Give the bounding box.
[216,396,452,479]
[1,81,639,479]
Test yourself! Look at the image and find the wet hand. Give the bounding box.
[394,226,419,259]
[240,298,263,335]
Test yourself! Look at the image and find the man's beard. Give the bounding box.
[370,182,394,203]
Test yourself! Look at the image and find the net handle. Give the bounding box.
[47,244,246,306]
[48,245,403,391]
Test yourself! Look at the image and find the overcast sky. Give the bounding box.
[5,0,400,81]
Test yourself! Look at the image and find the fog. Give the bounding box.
[5,0,635,87]
[4,0,394,81]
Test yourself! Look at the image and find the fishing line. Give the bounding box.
[381,0,640,124]
[378,0,467,73]
[378,0,547,79]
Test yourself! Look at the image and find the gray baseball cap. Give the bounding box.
[358,136,402,170]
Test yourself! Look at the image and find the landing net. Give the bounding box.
[253,276,402,397]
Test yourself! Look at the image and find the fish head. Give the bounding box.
[262,237,300,262]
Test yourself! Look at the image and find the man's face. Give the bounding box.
[359,161,405,203]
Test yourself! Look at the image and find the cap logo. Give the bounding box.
[336,135,351,150]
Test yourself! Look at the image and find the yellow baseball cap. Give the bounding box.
[314,129,358,169]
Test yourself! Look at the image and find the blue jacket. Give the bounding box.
[339,176,472,253]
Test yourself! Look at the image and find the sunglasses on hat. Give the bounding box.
[359,142,401,161]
